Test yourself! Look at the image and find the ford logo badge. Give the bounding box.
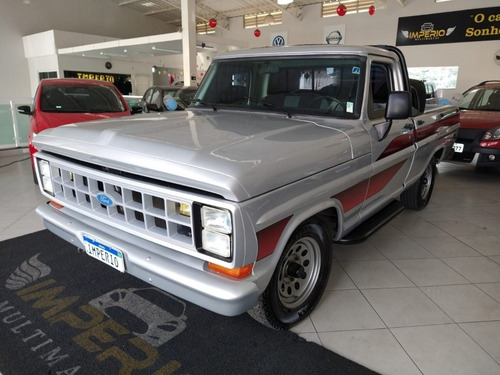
[97,193,114,206]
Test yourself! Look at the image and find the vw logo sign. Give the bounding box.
[272,35,285,46]
[97,193,114,207]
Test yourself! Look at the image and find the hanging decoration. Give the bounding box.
[208,18,217,28]
[336,4,347,16]
[254,29,261,37]
[368,5,375,15]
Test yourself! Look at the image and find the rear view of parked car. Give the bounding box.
[450,80,500,168]
[139,86,197,112]
[18,78,141,180]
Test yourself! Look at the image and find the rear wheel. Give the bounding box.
[401,158,436,210]
[32,167,38,184]
[248,219,333,330]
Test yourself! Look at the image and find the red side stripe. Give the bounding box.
[256,216,291,261]
[378,133,414,160]
[333,161,405,212]
[415,112,459,142]
[331,180,369,212]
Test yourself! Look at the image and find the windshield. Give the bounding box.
[460,88,500,111]
[192,56,364,119]
[40,84,126,113]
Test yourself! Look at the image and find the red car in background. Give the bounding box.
[18,78,141,180]
[451,80,500,168]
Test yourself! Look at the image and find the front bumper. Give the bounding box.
[36,202,260,317]
[473,146,500,168]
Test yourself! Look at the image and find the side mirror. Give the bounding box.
[385,91,411,120]
[17,105,33,116]
[146,103,161,112]
[374,92,411,141]
[130,105,143,115]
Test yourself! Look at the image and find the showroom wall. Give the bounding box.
[1,0,499,100]
[218,0,500,97]
[0,0,175,100]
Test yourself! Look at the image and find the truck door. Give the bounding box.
[360,58,416,218]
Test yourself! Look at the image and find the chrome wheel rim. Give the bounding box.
[420,163,433,200]
[277,236,321,309]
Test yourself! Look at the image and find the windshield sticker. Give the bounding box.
[346,102,354,113]
[352,67,360,75]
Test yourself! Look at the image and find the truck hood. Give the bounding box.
[34,110,354,201]
[34,111,130,133]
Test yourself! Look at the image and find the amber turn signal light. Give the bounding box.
[208,262,253,279]
[49,200,64,209]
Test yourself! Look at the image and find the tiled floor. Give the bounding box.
[2,149,500,375]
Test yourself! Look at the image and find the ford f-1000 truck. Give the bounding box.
[33,45,459,329]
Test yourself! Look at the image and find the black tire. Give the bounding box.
[401,158,436,210]
[32,167,38,185]
[248,219,333,330]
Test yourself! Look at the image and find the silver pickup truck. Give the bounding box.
[33,45,459,329]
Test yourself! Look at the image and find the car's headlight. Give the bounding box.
[483,126,500,140]
[201,206,232,258]
[37,159,54,195]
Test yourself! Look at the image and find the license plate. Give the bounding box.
[453,143,464,153]
[83,236,125,272]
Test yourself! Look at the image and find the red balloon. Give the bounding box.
[208,18,217,28]
[337,4,347,16]
[369,5,375,15]
[254,29,261,37]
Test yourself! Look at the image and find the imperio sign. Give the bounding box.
[396,6,500,46]
[64,70,132,94]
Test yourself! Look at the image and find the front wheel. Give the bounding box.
[248,219,333,330]
[401,158,437,210]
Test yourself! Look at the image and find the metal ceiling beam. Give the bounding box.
[264,0,302,20]
[117,0,143,5]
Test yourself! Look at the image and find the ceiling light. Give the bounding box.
[277,0,293,4]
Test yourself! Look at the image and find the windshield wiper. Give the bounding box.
[191,99,217,111]
[244,96,292,118]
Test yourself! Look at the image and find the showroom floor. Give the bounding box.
[1,149,500,375]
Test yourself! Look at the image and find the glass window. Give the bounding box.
[460,88,500,110]
[408,66,458,89]
[39,71,57,80]
[197,22,216,35]
[150,88,162,108]
[194,56,364,119]
[322,1,375,17]
[40,85,125,113]
[244,11,282,29]
[368,63,392,119]
[143,88,153,102]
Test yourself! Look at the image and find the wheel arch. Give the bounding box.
[250,204,339,329]
[253,201,342,290]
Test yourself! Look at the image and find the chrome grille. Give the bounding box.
[46,159,194,249]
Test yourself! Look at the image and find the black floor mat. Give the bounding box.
[0,230,378,375]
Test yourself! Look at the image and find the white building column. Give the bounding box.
[181,0,197,87]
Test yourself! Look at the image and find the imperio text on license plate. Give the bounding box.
[83,235,125,272]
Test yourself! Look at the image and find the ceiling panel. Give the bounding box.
[105,0,323,26]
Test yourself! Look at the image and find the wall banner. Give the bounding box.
[396,7,500,46]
